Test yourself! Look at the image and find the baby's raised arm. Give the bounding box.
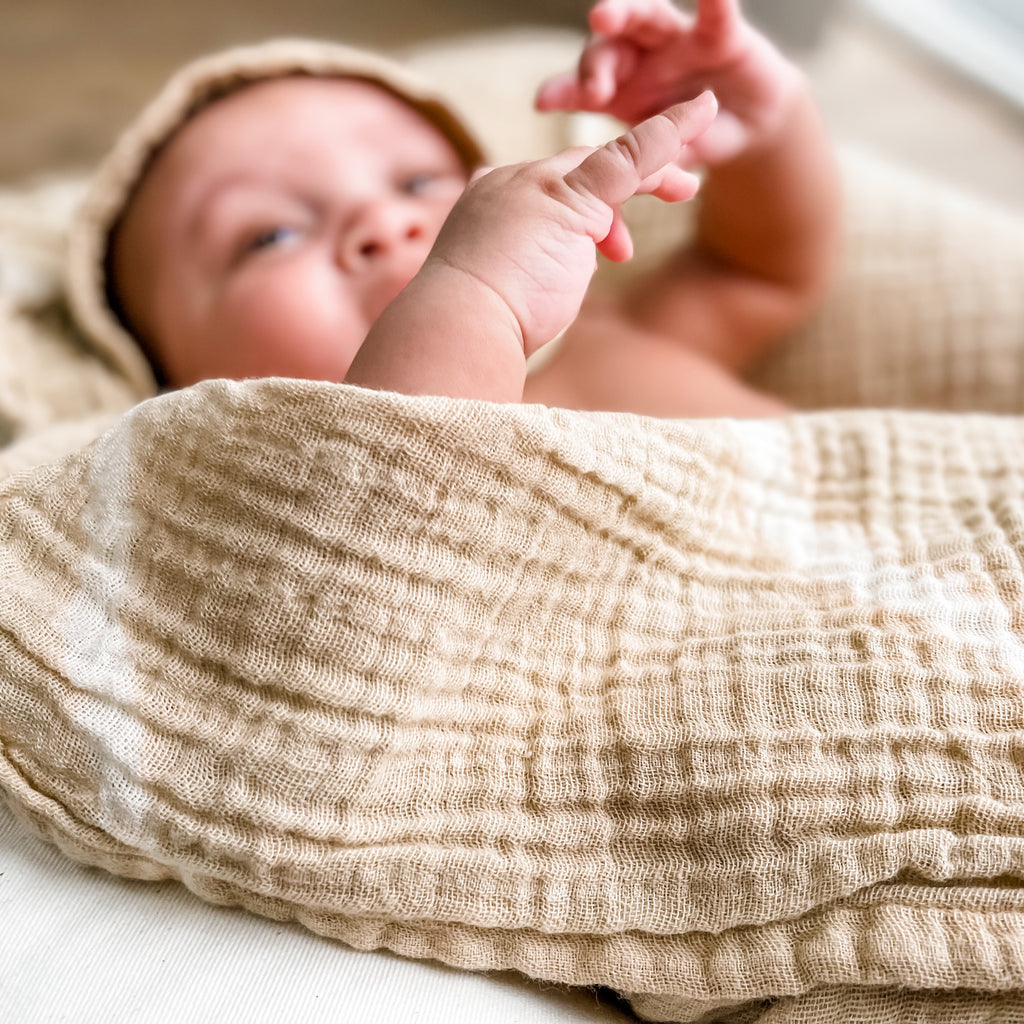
[538,0,841,373]
[345,93,716,402]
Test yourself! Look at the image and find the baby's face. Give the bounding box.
[111,76,469,387]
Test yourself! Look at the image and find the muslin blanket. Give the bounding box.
[5,377,1024,1024]
[5,31,1024,1022]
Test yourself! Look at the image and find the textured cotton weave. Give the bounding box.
[5,378,1024,1023]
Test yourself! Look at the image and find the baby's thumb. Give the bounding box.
[564,91,717,207]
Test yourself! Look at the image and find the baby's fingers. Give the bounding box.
[535,71,582,112]
[578,36,637,107]
[535,36,637,111]
[564,90,717,207]
[694,0,743,43]
[589,0,691,47]
[597,207,634,262]
[638,163,702,203]
[597,165,702,263]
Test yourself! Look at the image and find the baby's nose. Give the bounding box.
[339,200,427,270]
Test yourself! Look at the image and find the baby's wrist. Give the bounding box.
[701,46,808,168]
[417,257,527,353]
[744,35,806,122]
[347,259,528,402]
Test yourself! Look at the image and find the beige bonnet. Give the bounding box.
[65,37,486,398]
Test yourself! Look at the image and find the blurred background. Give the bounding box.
[2,0,1022,210]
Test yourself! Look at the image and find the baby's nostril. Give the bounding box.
[406,224,423,241]
[360,241,380,258]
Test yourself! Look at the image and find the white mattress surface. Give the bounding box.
[1,801,630,1024]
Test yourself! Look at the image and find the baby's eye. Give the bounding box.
[245,224,303,254]
[400,173,438,196]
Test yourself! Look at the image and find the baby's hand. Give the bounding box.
[535,0,802,166]
[348,93,715,400]
[424,91,716,358]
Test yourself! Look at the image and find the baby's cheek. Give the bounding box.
[220,263,365,381]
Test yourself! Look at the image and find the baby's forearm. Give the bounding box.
[697,82,840,301]
[345,261,527,402]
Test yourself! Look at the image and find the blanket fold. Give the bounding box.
[5,378,1024,1022]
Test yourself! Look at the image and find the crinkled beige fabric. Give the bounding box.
[0,177,140,453]
[750,150,1024,414]
[5,28,1024,1024]
[5,381,1024,1024]
[633,987,1024,1023]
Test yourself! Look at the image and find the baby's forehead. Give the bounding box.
[141,76,439,187]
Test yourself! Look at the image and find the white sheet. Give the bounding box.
[0,802,631,1024]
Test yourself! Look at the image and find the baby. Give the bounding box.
[95,0,840,418]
